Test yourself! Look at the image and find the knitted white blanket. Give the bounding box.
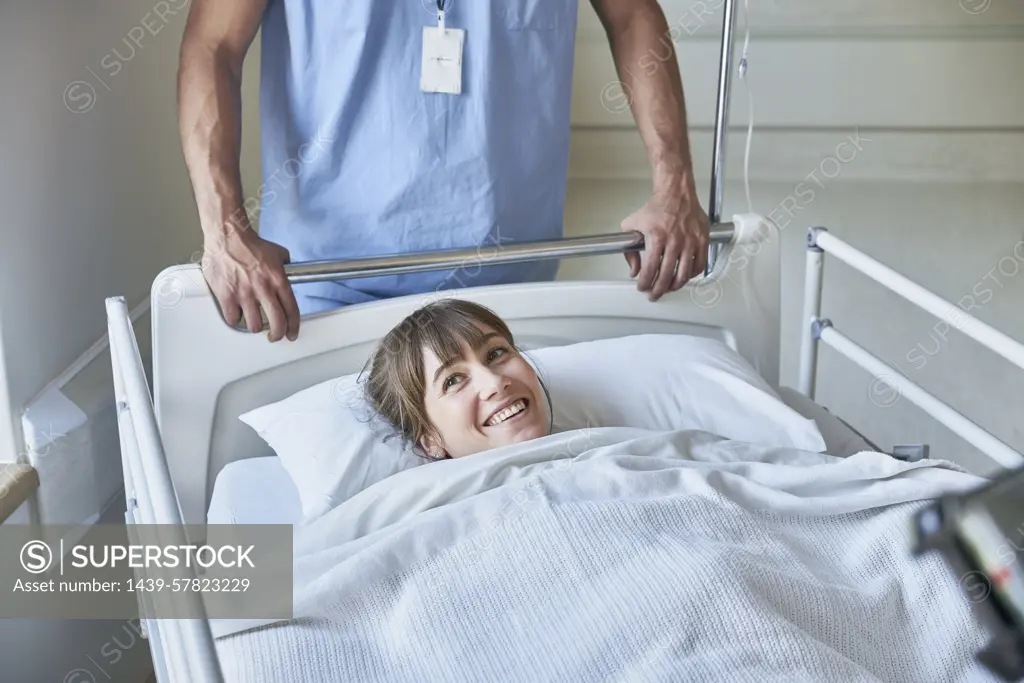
[214,428,998,682]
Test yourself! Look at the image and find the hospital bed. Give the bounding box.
[103,2,1024,679]
[105,211,1024,682]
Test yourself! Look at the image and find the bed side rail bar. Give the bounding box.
[106,296,226,683]
[282,223,736,284]
[797,227,1024,469]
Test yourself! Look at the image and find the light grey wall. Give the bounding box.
[0,0,262,462]
[0,315,17,465]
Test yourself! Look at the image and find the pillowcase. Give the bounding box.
[238,333,826,521]
[536,335,826,453]
[238,373,425,521]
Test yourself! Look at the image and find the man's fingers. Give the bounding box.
[672,245,696,291]
[624,251,641,279]
[277,281,302,342]
[259,287,288,342]
[636,236,664,292]
[238,291,264,334]
[693,238,709,278]
[650,239,681,300]
[216,291,242,328]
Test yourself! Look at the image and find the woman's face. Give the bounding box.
[420,325,550,459]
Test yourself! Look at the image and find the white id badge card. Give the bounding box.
[421,21,464,95]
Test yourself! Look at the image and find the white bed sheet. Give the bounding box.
[207,390,876,526]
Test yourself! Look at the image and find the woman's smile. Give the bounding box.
[483,398,530,428]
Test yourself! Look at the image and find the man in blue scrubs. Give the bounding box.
[179,0,711,342]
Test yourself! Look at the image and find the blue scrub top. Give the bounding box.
[257,0,580,307]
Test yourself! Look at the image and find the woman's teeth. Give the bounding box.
[486,399,527,426]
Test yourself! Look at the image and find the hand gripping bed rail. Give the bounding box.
[215,223,737,331]
[797,227,1024,470]
[280,223,736,285]
[215,223,737,332]
[106,296,226,683]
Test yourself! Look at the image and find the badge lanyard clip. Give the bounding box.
[420,0,462,95]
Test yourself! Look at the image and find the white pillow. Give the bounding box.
[537,335,826,453]
[239,334,826,521]
[238,373,425,521]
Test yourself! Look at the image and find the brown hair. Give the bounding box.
[362,298,535,460]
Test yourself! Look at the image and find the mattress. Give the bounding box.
[207,389,877,526]
[775,385,878,456]
[207,456,304,525]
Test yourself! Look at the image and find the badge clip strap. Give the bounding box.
[437,0,446,31]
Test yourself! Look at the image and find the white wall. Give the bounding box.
[0,1,261,680]
[564,0,1024,476]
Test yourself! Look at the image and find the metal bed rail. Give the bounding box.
[797,227,1024,469]
[106,297,226,683]
[281,224,737,285]
[216,224,736,331]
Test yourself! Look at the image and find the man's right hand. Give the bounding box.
[179,0,288,339]
[202,231,300,342]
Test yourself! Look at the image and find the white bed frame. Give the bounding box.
[799,227,1024,469]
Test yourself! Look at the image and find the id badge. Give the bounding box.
[421,10,464,95]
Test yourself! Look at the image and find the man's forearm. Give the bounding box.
[603,3,697,201]
[177,41,250,244]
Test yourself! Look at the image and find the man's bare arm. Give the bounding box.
[591,0,710,299]
[178,0,300,341]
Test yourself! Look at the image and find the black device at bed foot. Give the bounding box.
[890,444,930,462]
[913,463,1024,682]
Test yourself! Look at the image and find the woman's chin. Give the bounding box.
[501,420,549,447]
[455,419,551,458]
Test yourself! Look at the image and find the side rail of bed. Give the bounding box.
[797,227,1024,470]
[106,297,225,683]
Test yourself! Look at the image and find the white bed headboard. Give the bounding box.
[150,214,781,526]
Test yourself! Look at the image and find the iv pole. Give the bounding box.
[706,0,739,275]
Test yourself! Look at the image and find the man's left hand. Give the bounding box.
[620,190,711,301]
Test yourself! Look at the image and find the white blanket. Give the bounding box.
[214,428,998,682]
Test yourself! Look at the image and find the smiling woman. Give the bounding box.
[363,299,554,460]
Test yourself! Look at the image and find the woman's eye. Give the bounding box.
[488,346,509,362]
[442,374,461,391]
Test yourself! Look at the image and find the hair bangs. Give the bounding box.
[421,310,494,373]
